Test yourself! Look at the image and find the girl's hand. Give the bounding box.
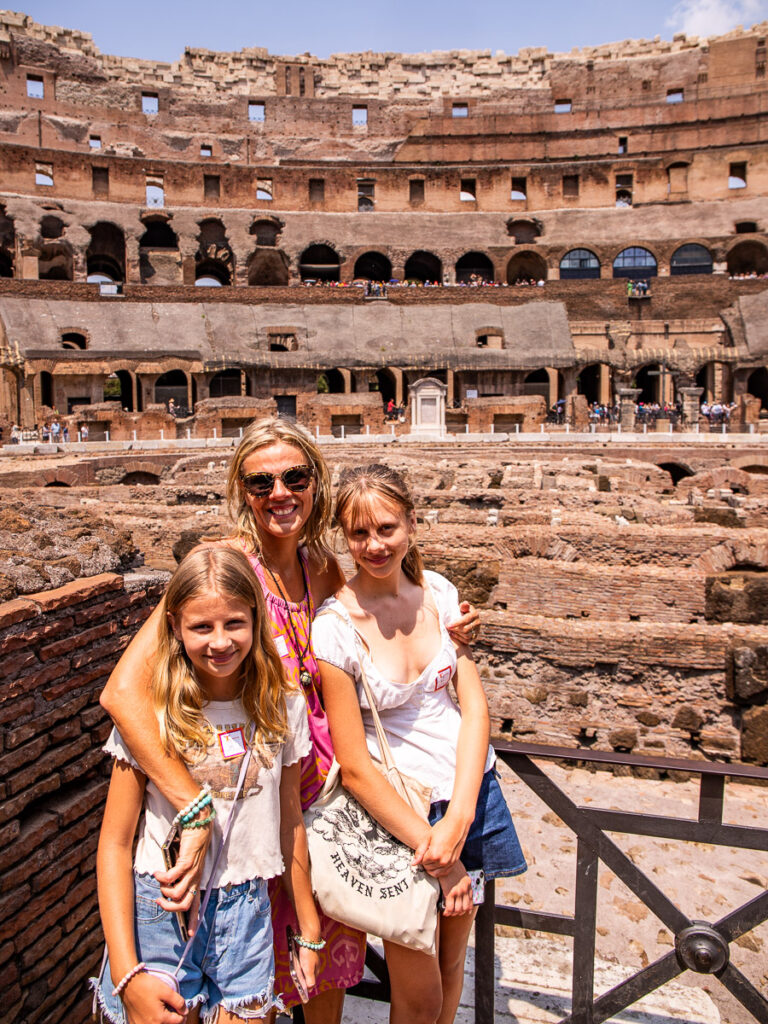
[153,827,211,929]
[298,946,320,993]
[123,971,188,1024]
[438,863,473,917]
[446,601,480,647]
[413,814,469,876]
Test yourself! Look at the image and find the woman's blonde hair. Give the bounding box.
[334,463,424,585]
[226,417,333,570]
[153,545,288,759]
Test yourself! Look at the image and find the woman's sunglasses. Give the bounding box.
[240,464,315,498]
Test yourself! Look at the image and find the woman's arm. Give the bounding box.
[101,603,210,901]
[279,761,321,989]
[101,603,199,809]
[97,761,187,1024]
[415,646,490,877]
[318,660,432,851]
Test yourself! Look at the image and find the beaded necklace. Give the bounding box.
[262,555,314,687]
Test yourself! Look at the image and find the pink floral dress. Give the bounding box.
[246,550,366,1007]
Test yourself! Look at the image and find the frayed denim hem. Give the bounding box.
[89,976,207,1024]
[89,980,124,1024]
[203,980,284,1023]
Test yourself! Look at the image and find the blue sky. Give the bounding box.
[18,0,768,61]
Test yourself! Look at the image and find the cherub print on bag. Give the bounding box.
[311,797,413,885]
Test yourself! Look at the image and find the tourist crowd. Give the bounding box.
[626,280,651,297]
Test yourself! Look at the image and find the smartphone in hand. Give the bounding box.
[161,823,190,941]
[286,926,309,1003]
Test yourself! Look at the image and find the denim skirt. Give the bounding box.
[428,768,527,879]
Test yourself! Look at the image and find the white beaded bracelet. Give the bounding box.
[112,962,147,998]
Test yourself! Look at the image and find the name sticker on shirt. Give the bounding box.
[430,666,452,692]
[274,635,289,658]
[218,727,247,760]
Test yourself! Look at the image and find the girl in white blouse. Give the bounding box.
[313,465,525,1024]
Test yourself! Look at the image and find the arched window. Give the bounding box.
[748,368,768,410]
[404,251,442,284]
[507,251,547,285]
[299,244,340,283]
[670,244,713,276]
[87,221,126,283]
[61,332,87,350]
[728,240,768,276]
[155,369,188,409]
[354,252,392,282]
[140,220,178,248]
[250,220,280,246]
[455,252,494,284]
[559,249,600,280]
[40,215,64,239]
[612,247,657,278]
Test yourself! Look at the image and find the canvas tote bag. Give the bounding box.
[305,611,440,954]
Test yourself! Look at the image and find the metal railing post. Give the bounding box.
[571,840,598,1023]
[474,879,496,1024]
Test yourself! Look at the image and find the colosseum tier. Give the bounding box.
[0,11,768,432]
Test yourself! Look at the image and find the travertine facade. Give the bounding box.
[0,13,767,433]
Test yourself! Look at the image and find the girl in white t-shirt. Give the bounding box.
[313,464,525,1024]
[93,546,322,1024]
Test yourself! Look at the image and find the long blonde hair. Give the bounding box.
[153,546,289,759]
[226,417,333,570]
[334,464,424,585]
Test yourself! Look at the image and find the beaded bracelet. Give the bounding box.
[181,809,216,830]
[180,792,212,824]
[172,785,211,828]
[293,935,326,951]
[112,962,146,998]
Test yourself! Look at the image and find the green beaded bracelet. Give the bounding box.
[181,810,216,830]
[293,934,326,951]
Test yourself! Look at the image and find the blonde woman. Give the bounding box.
[101,418,480,1024]
[93,546,320,1024]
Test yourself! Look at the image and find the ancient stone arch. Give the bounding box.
[696,539,768,574]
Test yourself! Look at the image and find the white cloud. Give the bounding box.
[669,0,768,37]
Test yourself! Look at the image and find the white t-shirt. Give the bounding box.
[104,692,311,888]
[312,570,494,803]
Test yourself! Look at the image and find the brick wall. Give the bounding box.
[0,570,166,1024]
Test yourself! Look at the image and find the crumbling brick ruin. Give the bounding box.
[0,13,766,433]
[4,12,768,1024]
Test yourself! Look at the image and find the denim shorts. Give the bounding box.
[429,768,527,880]
[92,873,280,1023]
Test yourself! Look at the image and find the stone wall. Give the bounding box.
[0,569,166,1024]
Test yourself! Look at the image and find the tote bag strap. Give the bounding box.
[173,722,256,977]
[315,608,405,784]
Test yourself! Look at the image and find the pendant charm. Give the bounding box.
[300,669,312,687]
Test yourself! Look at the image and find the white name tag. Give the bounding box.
[274,635,289,658]
[219,727,247,760]
[432,666,452,691]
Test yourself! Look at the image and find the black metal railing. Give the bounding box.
[476,741,768,1024]
[301,741,768,1024]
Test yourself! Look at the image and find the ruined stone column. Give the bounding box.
[616,387,641,430]
[599,364,612,405]
[679,386,704,427]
